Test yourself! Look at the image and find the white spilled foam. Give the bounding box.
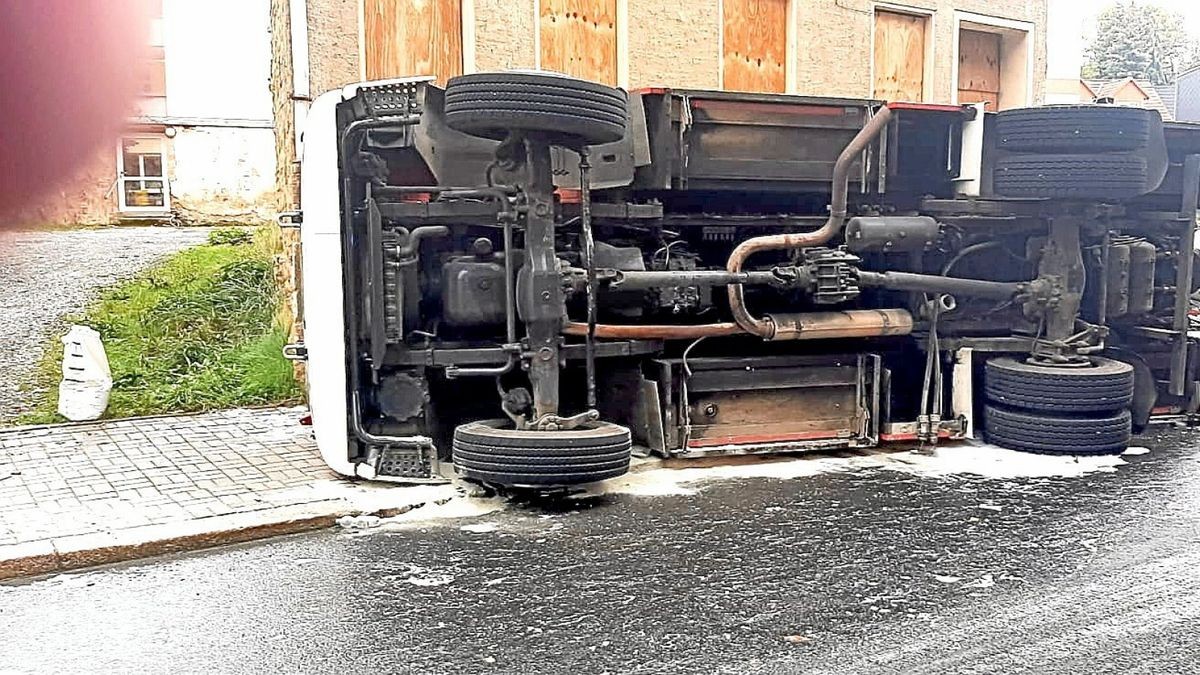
[583,454,864,497]
[378,493,507,529]
[584,441,1131,497]
[875,442,1128,480]
[459,521,501,533]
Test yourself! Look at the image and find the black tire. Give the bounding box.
[984,356,1134,414]
[996,106,1154,154]
[983,406,1131,456]
[444,72,628,146]
[452,419,632,487]
[993,154,1151,200]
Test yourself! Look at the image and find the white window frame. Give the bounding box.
[951,10,1036,108]
[532,0,629,88]
[116,136,171,214]
[870,2,936,102]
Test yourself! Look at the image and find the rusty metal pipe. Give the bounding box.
[726,106,895,339]
[766,309,913,341]
[562,321,743,339]
[562,308,911,342]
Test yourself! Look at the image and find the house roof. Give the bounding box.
[1156,83,1178,118]
[1139,82,1174,120]
[1084,77,1174,121]
[1090,77,1147,99]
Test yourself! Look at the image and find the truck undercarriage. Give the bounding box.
[300,73,1200,490]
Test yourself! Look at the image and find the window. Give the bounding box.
[363,0,464,85]
[721,0,788,92]
[118,137,170,212]
[539,0,618,85]
[954,13,1033,111]
[873,9,929,102]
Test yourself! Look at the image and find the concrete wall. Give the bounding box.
[169,127,277,222]
[792,0,1046,103]
[31,0,278,226]
[160,0,276,223]
[306,0,361,97]
[17,146,117,226]
[299,0,723,91]
[473,0,537,72]
[627,3,721,89]
[298,0,1046,103]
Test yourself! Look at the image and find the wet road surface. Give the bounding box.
[3,426,1200,674]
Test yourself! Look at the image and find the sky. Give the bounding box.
[1047,0,1200,78]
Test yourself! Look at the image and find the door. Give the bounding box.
[539,0,618,85]
[873,10,927,102]
[363,0,463,85]
[958,29,1001,111]
[117,137,169,213]
[722,0,787,92]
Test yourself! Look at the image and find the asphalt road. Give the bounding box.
[3,426,1200,674]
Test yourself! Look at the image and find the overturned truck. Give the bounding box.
[295,72,1200,489]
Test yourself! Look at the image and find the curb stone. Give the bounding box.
[0,483,457,581]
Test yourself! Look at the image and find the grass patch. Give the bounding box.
[19,228,301,424]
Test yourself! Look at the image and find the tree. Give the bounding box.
[1084,1,1200,84]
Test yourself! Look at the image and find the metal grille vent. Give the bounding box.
[375,445,433,479]
[360,79,428,118]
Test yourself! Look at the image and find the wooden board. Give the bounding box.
[363,0,463,85]
[873,10,926,102]
[958,29,1001,111]
[539,0,618,85]
[722,0,787,93]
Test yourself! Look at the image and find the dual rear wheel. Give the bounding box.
[983,356,1135,456]
[993,105,1165,201]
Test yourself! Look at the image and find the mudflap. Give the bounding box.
[1105,347,1158,434]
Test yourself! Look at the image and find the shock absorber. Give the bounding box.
[579,151,598,411]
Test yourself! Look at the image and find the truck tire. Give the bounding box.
[984,356,1134,414]
[452,419,632,488]
[983,405,1131,456]
[996,106,1154,154]
[993,155,1151,200]
[444,72,628,147]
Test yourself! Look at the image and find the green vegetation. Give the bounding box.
[1084,1,1199,85]
[20,227,301,424]
[207,226,254,246]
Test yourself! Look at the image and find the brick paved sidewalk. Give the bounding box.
[0,407,454,580]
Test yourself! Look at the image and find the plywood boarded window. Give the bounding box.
[363,0,463,85]
[873,10,926,102]
[539,0,618,85]
[722,0,787,93]
[958,29,1001,111]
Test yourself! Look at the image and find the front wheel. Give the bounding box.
[452,419,632,488]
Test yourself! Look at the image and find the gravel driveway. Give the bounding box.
[0,226,211,421]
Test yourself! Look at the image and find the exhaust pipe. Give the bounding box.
[726,105,895,340]
[767,309,912,341]
[562,308,911,341]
